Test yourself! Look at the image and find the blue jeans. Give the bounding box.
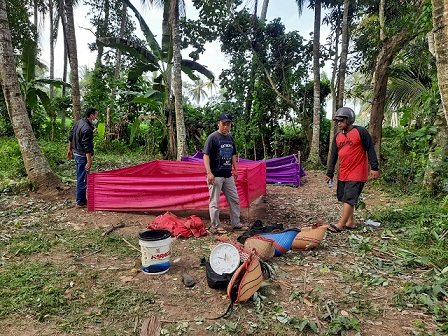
[74,155,87,205]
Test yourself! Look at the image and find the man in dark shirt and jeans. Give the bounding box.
[203,113,242,234]
[326,107,379,232]
[67,107,99,207]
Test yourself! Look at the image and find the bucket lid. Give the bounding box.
[139,229,171,241]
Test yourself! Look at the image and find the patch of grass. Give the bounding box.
[5,231,61,256]
[0,137,30,193]
[65,229,139,259]
[326,316,361,335]
[369,201,448,269]
[0,136,154,194]
[0,262,68,320]
[0,260,156,334]
[393,270,448,332]
[2,221,138,260]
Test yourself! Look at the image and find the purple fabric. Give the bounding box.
[182,152,306,186]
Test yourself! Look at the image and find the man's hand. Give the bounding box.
[67,149,73,160]
[85,160,92,172]
[370,170,379,179]
[325,175,332,183]
[207,172,215,185]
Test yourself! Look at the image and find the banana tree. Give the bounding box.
[98,0,214,159]
[20,38,71,139]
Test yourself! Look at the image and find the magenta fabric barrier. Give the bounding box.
[87,160,266,212]
[182,152,306,186]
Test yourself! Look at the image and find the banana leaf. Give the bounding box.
[21,38,37,83]
[35,78,71,88]
[161,0,173,63]
[130,118,141,145]
[128,62,159,84]
[181,60,215,81]
[97,37,159,66]
[34,88,51,113]
[124,0,162,59]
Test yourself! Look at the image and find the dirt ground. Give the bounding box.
[0,171,438,335]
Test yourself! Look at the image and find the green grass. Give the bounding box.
[369,201,448,269]
[0,221,155,335]
[0,136,154,193]
[0,261,156,333]
[1,221,139,260]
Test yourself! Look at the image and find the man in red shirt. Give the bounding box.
[326,107,379,232]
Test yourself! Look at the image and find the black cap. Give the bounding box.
[219,113,233,122]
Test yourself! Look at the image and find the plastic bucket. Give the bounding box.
[138,230,172,275]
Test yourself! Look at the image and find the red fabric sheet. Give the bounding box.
[147,212,207,238]
[87,160,266,212]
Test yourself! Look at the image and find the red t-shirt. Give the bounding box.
[335,127,368,181]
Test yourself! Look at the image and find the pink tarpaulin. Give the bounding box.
[87,160,266,212]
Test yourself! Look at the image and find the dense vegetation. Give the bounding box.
[0,0,447,334]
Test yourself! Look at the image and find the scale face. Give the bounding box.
[209,243,241,275]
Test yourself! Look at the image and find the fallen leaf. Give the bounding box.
[303,298,314,307]
[120,276,135,283]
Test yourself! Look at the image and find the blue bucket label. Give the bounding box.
[142,261,171,274]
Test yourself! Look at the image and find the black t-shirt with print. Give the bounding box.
[203,131,237,177]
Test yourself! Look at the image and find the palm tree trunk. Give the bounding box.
[61,42,67,132]
[114,1,127,77]
[49,0,54,99]
[0,0,60,189]
[64,0,81,121]
[108,1,127,141]
[327,6,341,167]
[422,106,448,194]
[95,0,109,68]
[369,31,416,159]
[379,0,386,42]
[260,0,269,22]
[336,0,350,110]
[432,0,448,125]
[244,0,259,121]
[171,0,187,160]
[308,0,322,166]
[49,0,56,140]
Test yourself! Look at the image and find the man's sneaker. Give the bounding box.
[76,202,87,208]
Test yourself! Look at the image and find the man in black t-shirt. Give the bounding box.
[203,113,241,234]
[68,107,99,207]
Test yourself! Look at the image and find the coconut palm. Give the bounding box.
[295,0,323,166]
[185,78,218,104]
[61,0,81,121]
[0,0,60,189]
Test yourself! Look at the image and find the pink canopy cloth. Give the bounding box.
[87,160,266,212]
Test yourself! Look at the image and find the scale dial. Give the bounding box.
[209,243,241,275]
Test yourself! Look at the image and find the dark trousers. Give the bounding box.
[74,155,87,205]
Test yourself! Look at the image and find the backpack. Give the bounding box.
[205,260,233,289]
[227,252,263,303]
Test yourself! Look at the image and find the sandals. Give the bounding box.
[328,224,343,233]
[328,224,358,233]
[209,227,227,234]
[231,225,248,231]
